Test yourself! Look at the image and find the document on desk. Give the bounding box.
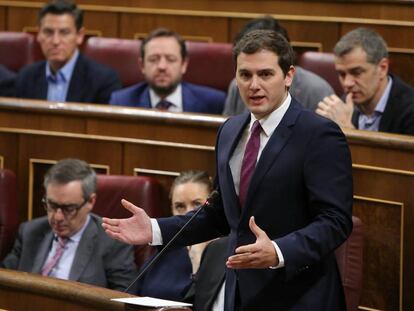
[111,297,192,308]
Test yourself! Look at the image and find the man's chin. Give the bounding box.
[150,83,179,96]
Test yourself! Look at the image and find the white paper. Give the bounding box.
[111,296,192,308]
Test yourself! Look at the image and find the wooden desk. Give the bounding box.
[0,269,189,311]
[1,98,414,311]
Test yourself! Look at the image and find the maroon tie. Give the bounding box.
[41,237,67,276]
[156,100,172,110]
[239,120,262,207]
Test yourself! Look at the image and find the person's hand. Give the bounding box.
[226,216,278,269]
[316,93,355,129]
[102,199,152,245]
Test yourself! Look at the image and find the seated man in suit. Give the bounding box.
[1,158,136,291]
[316,27,414,135]
[15,0,121,104]
[223,16,334,116]
[110,28,225,114]
[0,64,16,97]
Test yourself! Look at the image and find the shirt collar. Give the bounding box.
[249,93,292,137]
[375,76,392,114]
[46,49,79,82]
[149,84,183,109]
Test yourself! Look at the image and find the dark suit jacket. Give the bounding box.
[15,54,121,104]
[158,99,353,310]
[136,247,193,301]
[0,64,16,97]
[352,74,414,135]
[1,214,137,291]
[109,81,225,114]
[186,237,229,311]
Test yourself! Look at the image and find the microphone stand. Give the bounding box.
[124,190,220,293]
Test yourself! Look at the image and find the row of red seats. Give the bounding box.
[0,31,342,95]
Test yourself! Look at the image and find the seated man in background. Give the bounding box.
[316,27,414,135]
[15,0,121,104]
[136,170,212,301]
[0,64,16,97]
[110,28,225,114]
[223,16,334,116]
[1,158,136,291]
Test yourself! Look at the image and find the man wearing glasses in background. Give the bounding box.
[1,158,136,291]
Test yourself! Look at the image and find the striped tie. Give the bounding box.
[41,237,67,276]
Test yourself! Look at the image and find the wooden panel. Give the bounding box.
[0,7,6,30]
[119,13,229,42]
[83,10,119,38]
[353,165,414,311]
[389,50,414,88]
[7,7,38,31]
[353,197,402,311]
[0,132,18,173]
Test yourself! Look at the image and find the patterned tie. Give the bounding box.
[156,99,172,110]
[239,120,262,207]
[41,237,68,276]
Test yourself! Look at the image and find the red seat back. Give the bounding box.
[0,31,35,72]
[298,51,343,97]
[0,169,19,261]
[185,41,234,92]
[335,216,364,311]
[84,37,143,87]
[94,174,163,268]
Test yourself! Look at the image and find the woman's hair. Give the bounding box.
[169,170,213,199]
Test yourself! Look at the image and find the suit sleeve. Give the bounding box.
[275,120,353,281]
[1,223,24,269]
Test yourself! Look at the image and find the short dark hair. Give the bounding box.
[38,0,83,31]
[334,27,388,64]
[233,29,294,76]
[169,170,213,199]
[234,16,290,44]
[44,158,96,200]
[140,28,187,60]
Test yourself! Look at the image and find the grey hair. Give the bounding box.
[333,27,388,64]
[43,158,96,200]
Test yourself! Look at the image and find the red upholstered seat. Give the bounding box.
[298,51,343,97]
[94,174,163,268]
[0,169,19,261]
[185,41,234,92]
[335,216,364,311]
[0,31,35,72]
[84,37,143,87]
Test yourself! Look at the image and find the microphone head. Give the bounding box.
[206,190,221,207]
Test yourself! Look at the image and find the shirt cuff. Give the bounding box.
[269,241,285,269]
[149,218,163,245]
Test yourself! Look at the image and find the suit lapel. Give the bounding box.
[32,232,54,273]
[138,86,152,108]
[66,55,84,102]
[182,83,200,113]
[242,101,301,212]
[37,63,48,99]
[68,218,97,281]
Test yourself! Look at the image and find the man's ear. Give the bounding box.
[285,65,296,88]
[88,193,97,210]
[181,57,189,75]
[377,57,389,79]
[138,57,145,73]
[76,27,85,46]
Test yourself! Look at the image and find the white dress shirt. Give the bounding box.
[149,84,183,112]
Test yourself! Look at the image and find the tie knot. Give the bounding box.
[156,99,172,110]
[251,120,262,136]
[57,237,68,247]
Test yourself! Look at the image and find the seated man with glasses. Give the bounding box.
[1,158,137,291]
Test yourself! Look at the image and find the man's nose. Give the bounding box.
[54,208,65,220]
[157,57,168,69]
[51,32,61,44]
[249,75,260,90]
[342,74,355,88]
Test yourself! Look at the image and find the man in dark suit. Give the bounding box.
[1,158,136,291]
[0,64,16,97]
[109,28,225,114]
[15,0,121,104]
[103,30,353,310]
[316,27,414,135]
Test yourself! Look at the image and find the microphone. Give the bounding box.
[124,190,221,293]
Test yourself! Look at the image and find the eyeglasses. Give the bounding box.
[42,197,89,218]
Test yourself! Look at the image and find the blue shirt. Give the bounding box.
[357,77,392,131]
[45,50,79,102]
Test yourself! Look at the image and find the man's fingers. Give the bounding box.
[102,217,119,226]
[248,216,265,239]
[121,199,141,214]
[345,93,354,106]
